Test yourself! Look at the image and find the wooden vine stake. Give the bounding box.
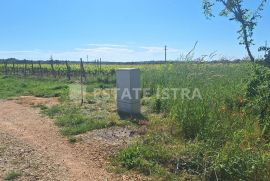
[65,60,71,81]
[50,56,56,78]
[24,60,27,77]
[4,60,8,75]
[38,61,43,78]
[31,60,34,75]
[80,58,84,106]
[12,61,15,75]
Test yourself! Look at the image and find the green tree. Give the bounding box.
[203,0,267,62]
[259,45,270,62]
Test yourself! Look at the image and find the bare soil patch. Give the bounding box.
[0,131,68,181]
[0,98,143,181]
[13,96,60,107]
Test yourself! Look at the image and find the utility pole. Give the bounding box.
[87,55,89,62]
[165,45,167,62]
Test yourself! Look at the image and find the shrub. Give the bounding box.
[258,46,270,64]
[246,65,270,138]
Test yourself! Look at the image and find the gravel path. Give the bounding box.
[0,98,142,181]
[0,131,68,181]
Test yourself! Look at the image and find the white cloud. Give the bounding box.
[0,50,39,54]
[140,46,180,54]
[87,44,127,48]
[0,45,183,62]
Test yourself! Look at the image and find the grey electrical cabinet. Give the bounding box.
[116,68,141,114]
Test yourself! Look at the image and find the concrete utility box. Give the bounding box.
[116,68,141,114]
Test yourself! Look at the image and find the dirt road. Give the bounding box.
[0,97,141,181]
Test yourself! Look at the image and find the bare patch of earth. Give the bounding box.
[0,98,145,180]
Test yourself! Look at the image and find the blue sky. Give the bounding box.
[0,0,269,61]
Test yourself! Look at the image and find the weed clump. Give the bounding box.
[4,171,21,180]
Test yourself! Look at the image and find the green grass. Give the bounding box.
[42,104,108,135]
[0,75,130,137]
[42,90,132,136]
[4,171,21,180]
[0,75,69,99]
[113,62,270,180]
[2,63,270,180]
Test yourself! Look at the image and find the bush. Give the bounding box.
[246,65,270,138]
[258,46,270,64]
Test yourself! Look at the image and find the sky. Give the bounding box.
[0,0,269,62]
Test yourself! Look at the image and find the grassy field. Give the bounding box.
[0,75,69,99]
[113,62,270,180]
[0,62,270,180]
